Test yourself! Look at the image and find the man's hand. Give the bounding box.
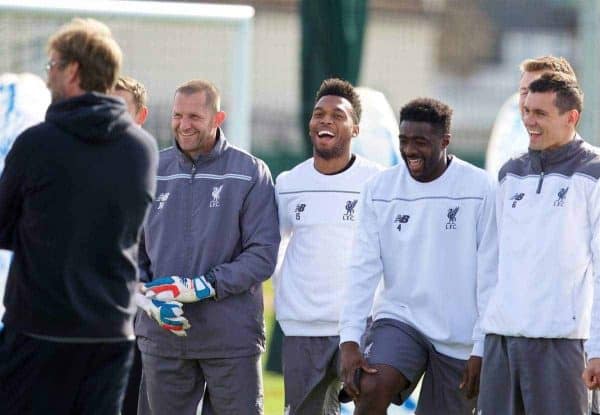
[583,358,600,389]
[340,341,377,402]
[459,355,482,399]
[142,275,215,303]
[134,293,191,336]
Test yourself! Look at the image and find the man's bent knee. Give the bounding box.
[355,364,410,415]
[354,372,393,415]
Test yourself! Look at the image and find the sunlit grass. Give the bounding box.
[263,278,284,414]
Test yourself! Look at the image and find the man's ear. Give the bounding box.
[64,61,80,85]
[441,133,451,149]
[213,111,227,128]
[352,124,359,138]
[567,109,580,127]
[135,106,149,126]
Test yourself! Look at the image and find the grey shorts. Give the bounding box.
[282,336,342,415]
[138,352,263,415]
[365,318,476,415]
[478,334,588,415]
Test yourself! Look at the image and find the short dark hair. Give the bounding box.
[399,98,453,135]
[315,78,361,123]
[528,72,583,114]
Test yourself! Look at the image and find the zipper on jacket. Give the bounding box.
[190,163,196,182]
[536,171,544,194]
[536,157,545,194]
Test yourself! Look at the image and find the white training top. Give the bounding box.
[480,138,600,359]
[274,155,383,336]
[339,157,498,359]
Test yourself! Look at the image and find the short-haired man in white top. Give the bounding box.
[486,55,577,177]
[274,78,382,414]
[339,98,497,414]
[480,72,598,415]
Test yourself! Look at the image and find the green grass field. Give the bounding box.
[262,279,285,414]
[263,368,285,414]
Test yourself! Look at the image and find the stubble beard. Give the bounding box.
[313,139,347,160]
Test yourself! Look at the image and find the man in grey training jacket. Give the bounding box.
[136,79,280,414]
[478,72,600,415]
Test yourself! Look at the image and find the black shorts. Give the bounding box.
[0,327,133,415]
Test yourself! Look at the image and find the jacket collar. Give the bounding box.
[528,134,583,172]
[175,128,228,167]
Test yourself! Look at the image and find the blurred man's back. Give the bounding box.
[0,18,158,415]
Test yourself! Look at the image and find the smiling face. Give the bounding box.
[399,120,450,182]
[171,91,225,159]
[308,95,358,161]
[523,91,577,151]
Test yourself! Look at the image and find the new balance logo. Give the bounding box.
[363,342,373,358]
[343,200,358,221]
[156,192,170,210]
[446,206,459,229]
[295,203,306,220]
[554,187,569,207]
[394,214,410,231]
[210,185,223,208]
[510,192,525,208]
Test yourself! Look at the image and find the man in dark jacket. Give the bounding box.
[0,18,158,415]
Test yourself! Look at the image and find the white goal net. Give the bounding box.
[0,0,254,150]
[0,0,254,321]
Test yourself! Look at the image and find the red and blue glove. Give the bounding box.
[134,293,191,336]
[142,275,216,303]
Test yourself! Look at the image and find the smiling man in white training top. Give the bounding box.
[339,97,497,414]
[274,78,382,415]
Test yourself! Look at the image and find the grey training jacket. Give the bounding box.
[136,130,280,358]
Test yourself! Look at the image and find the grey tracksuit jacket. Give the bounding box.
[482,136,600,346]
[135,130,280,358]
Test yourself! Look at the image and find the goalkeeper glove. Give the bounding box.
[134,293,190,337]
[143,274,216,303]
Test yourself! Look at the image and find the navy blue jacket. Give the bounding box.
[0,92,158,340]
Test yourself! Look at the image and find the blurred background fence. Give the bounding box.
[1,1,599,413]
[2,0,599,175]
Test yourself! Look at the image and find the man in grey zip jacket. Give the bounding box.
[478,72,600,414]
[136,79,280,415]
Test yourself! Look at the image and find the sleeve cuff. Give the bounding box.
[339,326,365,346]
[471,339,485,357]
[585,339,600,360]
[204,269,218,300]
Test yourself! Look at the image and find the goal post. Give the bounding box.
[0,0,255,150]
